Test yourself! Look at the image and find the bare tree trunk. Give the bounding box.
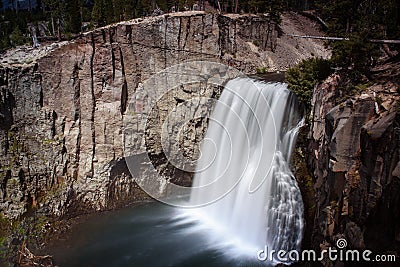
[216,0,222,13]
[51,16,55,37]
[234,0,238,13]
[57,17,61,41]
[287,34,400,44]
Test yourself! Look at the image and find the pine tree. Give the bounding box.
[43,0,66,39]
[92,0,109,26]
[91,0,100,25]
[113,0,124,21]
[103,0,114,23]
[10,26,26,46]
[67,0,81,33]
[246,0,284,23]
[93,0,107,26]
[123,0,135,20]
[315,0,400,74]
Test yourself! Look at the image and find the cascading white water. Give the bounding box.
[188,78,304,264]
[51,77,305,267]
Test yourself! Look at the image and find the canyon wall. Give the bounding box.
[306,61,400,265]
[0,11,328,219]
[2,8,398,265]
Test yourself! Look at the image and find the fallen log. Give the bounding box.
[286,34,400,44]
[18,241,57,267]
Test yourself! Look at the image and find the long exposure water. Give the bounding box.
[50,79,304,266]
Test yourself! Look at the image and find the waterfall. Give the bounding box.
[187,78,304,264]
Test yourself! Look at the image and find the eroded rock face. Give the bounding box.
[308,63,400,264]
[0,11,328,219]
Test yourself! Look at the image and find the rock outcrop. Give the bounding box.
[307,61,400,265]
[0,11,328,219]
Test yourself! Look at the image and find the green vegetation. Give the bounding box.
[315,0,400,75]
[0,213,49,263]
[0,215,10,260]
[0,9,45,51]
[340,79,372,101]
[256,66,267,74]
[291,125,316,248]
[285,58,333,109]
[0,0,91,52]
[284,1,398,109]
[285,2,400,110]
[0,0,291,52]
[1,0,399,59]
[252,40,260,47]
[245,0,284,22]
[285,57,375,112]
[9,26,27,47]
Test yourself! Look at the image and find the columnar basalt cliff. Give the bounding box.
[306,61,400,265]
[0,11,328,219]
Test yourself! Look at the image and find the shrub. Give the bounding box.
[9,27,27,47]
[285,58,333,110]
[330,33,380,77]
[252,40,260,47]
[256,66,267,74]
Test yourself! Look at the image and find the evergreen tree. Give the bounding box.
[286,58,333,109]
[244,0,284,23]
[67,0,82,33]
[315,0,400,74]
[92,0,105,26]
[113,0,125,21]
[92,0,115,26]
[10,26,26,46]
[42,0,66,39]
[285,0,315,10]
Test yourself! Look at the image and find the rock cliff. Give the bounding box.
[306,60,400,265]
[0,11,329,219]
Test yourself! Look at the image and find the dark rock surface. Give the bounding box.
[305,61,400,266]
